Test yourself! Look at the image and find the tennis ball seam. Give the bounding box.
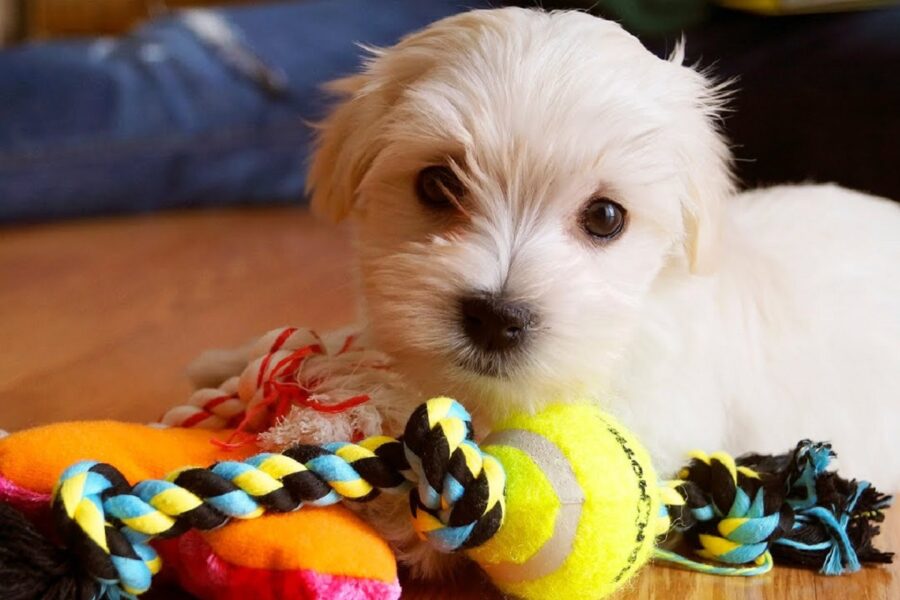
[600,418,653,583]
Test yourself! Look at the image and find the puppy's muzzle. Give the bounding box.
[459,293,536,355]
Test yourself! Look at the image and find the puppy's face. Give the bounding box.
[308,8,732,420]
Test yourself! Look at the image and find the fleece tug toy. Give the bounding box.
[659,442,894,577]
[0,423,400,600]
[0,398,503,599]
[1,399,655,600]
[1,398,893,600]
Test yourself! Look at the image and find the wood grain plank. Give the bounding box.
[0,208,357,428]
[1,208,895,599]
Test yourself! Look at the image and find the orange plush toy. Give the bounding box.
[0,421,400,600]
[1,327,409,599]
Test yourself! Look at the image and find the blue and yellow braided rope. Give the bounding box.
[654,442,893,577]
[51,397,505,598]
[47,405,893,598]
[654,450,781,576]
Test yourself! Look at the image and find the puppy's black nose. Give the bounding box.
[460,295,535,353]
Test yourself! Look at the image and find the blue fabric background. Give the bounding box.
[0,0,478,222]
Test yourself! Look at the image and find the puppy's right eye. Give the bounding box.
[415,166,464,209]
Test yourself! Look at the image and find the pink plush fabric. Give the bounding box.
[1,474,401,600]
[0,473,50,524]
[156,531,402,600]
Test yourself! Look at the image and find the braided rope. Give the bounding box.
[655,442,893,577]
[160,380,246,430]
[682,451,786,566]
[52,397,505,597]
[159,327,390,443]
[654,451,784,576]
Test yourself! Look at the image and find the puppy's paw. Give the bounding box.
[396,538,469,582]
[353,495,473,583]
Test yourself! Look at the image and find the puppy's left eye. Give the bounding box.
[581,197,626,240]
[415,166,465,209]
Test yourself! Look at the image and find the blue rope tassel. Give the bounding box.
[655,441,894,577]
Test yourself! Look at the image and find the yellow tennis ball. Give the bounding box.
[467,403,659,600]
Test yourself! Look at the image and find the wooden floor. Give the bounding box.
[1,207,896,599]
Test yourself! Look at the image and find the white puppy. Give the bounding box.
[306,7,900,576]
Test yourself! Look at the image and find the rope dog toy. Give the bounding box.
[657,440,894,576]
[47,397,504,598]
[0,400,893,600]
[159,327,405,449]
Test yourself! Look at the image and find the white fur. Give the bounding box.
[306,7,900,575]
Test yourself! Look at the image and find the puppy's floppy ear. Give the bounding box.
[671,54,735,275]
[307,12,490,222]
[306,74,384,223]
[683,165,728,275]
[306,36,441,223]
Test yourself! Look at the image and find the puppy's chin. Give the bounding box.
[382,344,593,431]
[453,347,524,380]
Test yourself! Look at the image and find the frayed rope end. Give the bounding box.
[0,503,99,600]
